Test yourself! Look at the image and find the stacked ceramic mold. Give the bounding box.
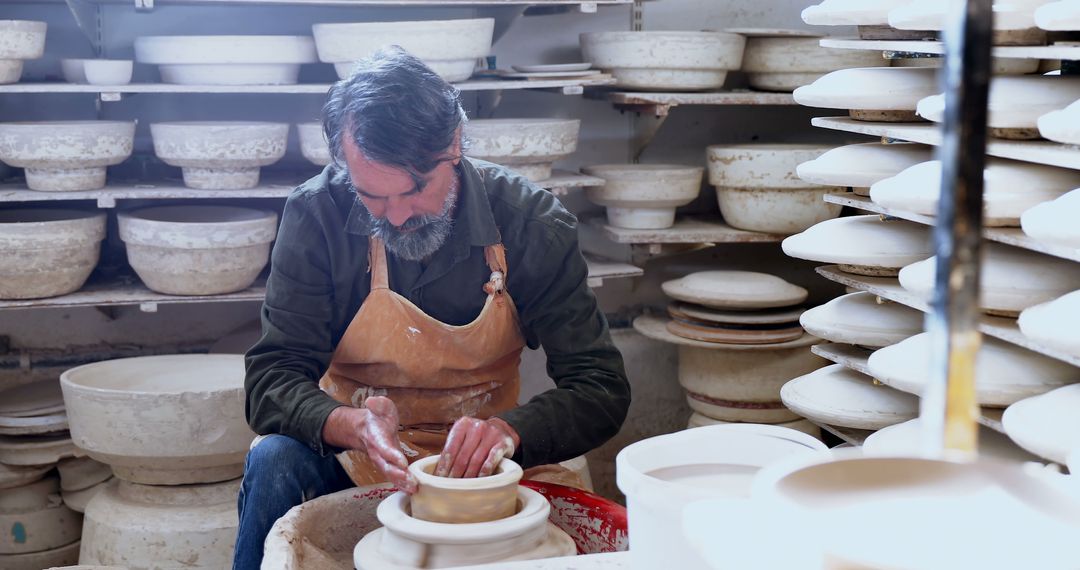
[631,270,828,436]
[57,354,254,567]
[0,378,108,569]
[0,20,46,84]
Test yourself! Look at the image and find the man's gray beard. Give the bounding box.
[365,177,458,262]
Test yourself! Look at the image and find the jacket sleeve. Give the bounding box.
[495,210,631,468]
[244,191,345,456]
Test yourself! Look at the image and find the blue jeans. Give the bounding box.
[232,434,353,570]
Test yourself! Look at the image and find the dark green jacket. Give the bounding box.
[244,157,630,468]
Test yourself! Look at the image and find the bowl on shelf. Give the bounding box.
[579,31,745,91]
[917,76,1080,139]
[583,164,703,229]
[793,67,940,122]
[134,35,317,85]
[296,122,330,167]
[464,119,580,182]
[312,19,494,82]
[0,120,135,191]
[796,142,932,196]
[149,121,289,190]
[0,208,106,300]
[0,20,46,84]
[60,57,91,84]
[83,59,133,85]
[738,32,888,92]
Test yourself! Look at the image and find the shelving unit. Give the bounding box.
[819,38,1080,61]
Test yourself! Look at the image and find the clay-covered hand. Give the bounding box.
[435,416,519,478]
[322,396,419,493]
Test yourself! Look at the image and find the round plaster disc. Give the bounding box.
[782,215,932,271]
[0,381,65,418]
[0,433,78,466]
[799,291,923,348]
[668,301,805,325]
[0,411,68,437]
[780,364,918,430]
[635,315,820,352]
[662,270,808,310]
[1002,384,1080,464]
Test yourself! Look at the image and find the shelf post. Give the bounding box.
[923,0,993,458]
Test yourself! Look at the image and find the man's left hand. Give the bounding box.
[435,416,519,478]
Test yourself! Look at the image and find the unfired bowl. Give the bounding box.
[464,119,580,181]
[149,121,288,189]
[0,209,106,299]
[0,121,135,191]
[407,455,522,524]
[135,35,316,85]
[580,31,745,91]
[296,121,330,167]
[584,164,703,229]
[0,20,46,84]
[741,36,888,92]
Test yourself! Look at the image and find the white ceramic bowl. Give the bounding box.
[801,0,913,26]
[1035,0,1080,29]
[1038,98,1080,145]
[0,209,106,300]
[584,164,703,229]
[869,158,1080,226]
[780,364,919,430]
[580,31,746,91]
[118,205,278,296]
[464,119,580,181]
[799,291,923,347]
[135,35,316,85]
[60,57,91,84]
[150,121,289,189]
[793,67,940,118]
[296,121,330,167]
[60,354,254,485]
[0,121,135,191]
[918,76,1080,137]
[782,215,932,276]
[83,59,133,85]
[741,36,888,92]
[312,19,493,82]
[1021,188,1080,249]
[1019,290,1080,358]
[796,142,932,194]
[0,20,46,84]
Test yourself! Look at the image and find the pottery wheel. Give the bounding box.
[666,304,804,345]
[0,381,65,418]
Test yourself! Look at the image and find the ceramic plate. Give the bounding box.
[512,63,592,73]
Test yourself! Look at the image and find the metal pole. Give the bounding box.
[922,0,993,456]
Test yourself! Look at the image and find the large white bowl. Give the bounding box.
[1035,0,1080,29]
[796,142,932,194]
[0,121,135,191]
[60,354,254,485]
[868,332,1079,406]
[741,36,888,92]
[464,119,580,181]
[296,121,330,167]
[135,35,316,85]
[869,158,1080,226]
[917,76,1080,138]
[780,364,919,430]
[793,67,940,119]
[1019,290,1080,358]
[0,20,46,84]
[898,242,1080,316]
[118,205,278,296]
[150,121,289,189]
[1002,383,1080,463]
[1021,188,1080,249]
[1038,98,1080,145]
[0,209,106,300]
[312,19,493,82]
[83,59,133,85]
[782,215,932,276]
[802,0,913,26]
[799,291,923,347]
[584,164,703,229]
[580,31,745,91]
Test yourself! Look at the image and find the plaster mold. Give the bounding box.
[583,164,703,229]
[1035,0,1080,29]
[1002,384,1080,463]
[865,418,1038,462]
[118,205,278,295]
[0,121,135,191]
[0,476,82,555]
[898,243,1080,316]
[79,478,239,568]
[0,462,52,490]
[796,142,932,196]
[870,159,1080,226]
[741,36,888,92]
[0,209,106,300]
[780,364,919,430]
[707,144,842,233]
[662,270,808,310]
[296,122,330,167]
[868,332,1079,406]
[60,354,253,485]
[918,77,1080,138]
[0,20,46,84]
[793,67,940,121]
[580,31,745,91]
[463,119,580,181]
[58,456,112,492]
[134,35,316,85]
[890,0,1052,44]
[1019,290,1080,357]
[889,55,1040,74]
[1021,188,1080,249]
[149,122,288,189]
[312,19,493,82]
[686,414,822,439]
[0,541,79,569]
[1038,98,1080,145]
[408,455,521,524]
[0,433,77,466]
[799,292,923,347]
[61,478,110,513]
[782,215,932,276]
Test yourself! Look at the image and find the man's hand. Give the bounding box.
[322,396,418,493]
[435,416,519,478]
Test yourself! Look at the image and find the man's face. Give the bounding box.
[343,132,461,261]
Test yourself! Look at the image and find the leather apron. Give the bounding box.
[319,237,527,486]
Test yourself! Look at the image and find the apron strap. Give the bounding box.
[483,244,509,295]
[368,238,390,290]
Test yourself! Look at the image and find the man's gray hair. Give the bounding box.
[322,46,467,181]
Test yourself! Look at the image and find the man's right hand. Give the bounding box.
[322,396,419,493]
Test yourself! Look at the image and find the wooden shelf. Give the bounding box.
[595,90,798,115]
[0,170,602,207]
[825,193,1080,264]
[593,217,786,247]
[811,116,1080,172]
[814,265,1080,368]
[819,38,1080,61]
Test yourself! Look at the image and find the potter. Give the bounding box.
[234,47,630,569]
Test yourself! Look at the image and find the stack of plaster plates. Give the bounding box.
[0,381,79,470]
[899,242,1080,317]
[917,76,1080,139]
[1002,384,1080,464]
[868,332,1080,407]
[801,0,936,40]
[634,271,826,434]
[793,67,940,122]
[799,291,923,348]
[796,142,932,197]
[870,158,1080,226]
[0,474,83,569]
[732,29,888,92]
[781,364,919,431]
[782,215,933,277]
